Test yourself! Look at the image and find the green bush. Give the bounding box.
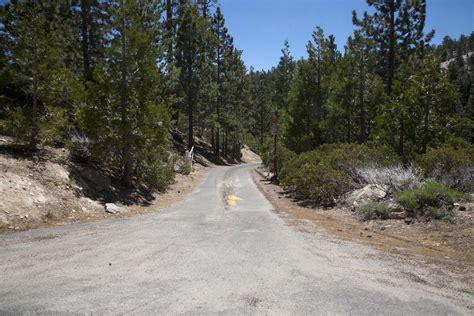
[137,150,174,191]
[3,106,68,147]
[395,181,463,218]
[417,138,474,192]
[359,201,391,221]
[261,139,296,175]
[279,143,397,205]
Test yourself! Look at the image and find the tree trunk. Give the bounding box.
[224,129,228,157]
[422,103,430,153]
[211,124,215,149]
[398,115,405,161]
[166,0,174,64]
[358,67,366,143]
[187,70,194,151]
[387,0,395,95]
[215,38,222,156]
[29,76,39,151]
[120,16,132,187]
[80,0,91,82]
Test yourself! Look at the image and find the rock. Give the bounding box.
[366,234,373,238]
[404,217,413,224]
[77,167,111,192]
[380,225,391,231]
[389,211,406,220]
[453,202,460,206]
[343,184,388,206]
[458,205,467,211]
[105,203,120,214]
[387,201,404,213]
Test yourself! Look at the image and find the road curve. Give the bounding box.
[0,164,469,314]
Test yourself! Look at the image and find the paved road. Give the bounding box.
[0,164,469,314]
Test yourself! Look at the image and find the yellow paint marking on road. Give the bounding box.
[226,195,242,206]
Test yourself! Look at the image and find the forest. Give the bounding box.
[0,0,473,198]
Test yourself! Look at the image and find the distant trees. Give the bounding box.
[256,0,471,166]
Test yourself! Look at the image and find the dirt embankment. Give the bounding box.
[251,168,474,267]
[0,136,207,232]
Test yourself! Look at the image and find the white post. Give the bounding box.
[185,146,194,169]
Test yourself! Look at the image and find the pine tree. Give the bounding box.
[275,40,295,112]
[210,6,233,154]
[376,57,457,159]
[79,0,170,187]
[353,0,434,94]
[176,3,209,150]
[1,1,79,150]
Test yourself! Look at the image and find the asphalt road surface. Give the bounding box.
[0,164,470,314]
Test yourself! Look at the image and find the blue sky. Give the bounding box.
[220,0,474,71]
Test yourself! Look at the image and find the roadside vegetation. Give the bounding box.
[257,1,473,224]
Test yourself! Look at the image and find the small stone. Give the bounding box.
[380,226,387,231]
[459,205,467,211]
[453,203,460,207]
[81,207,87,212]
[404,217,413,224]
[72,209,76,213]
[366,235,373,238]
[364,227,370,231]
[359,231,363,236]
[105,203,120,214]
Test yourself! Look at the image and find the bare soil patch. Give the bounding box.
[251,168,474,293]
[252,168,473,263]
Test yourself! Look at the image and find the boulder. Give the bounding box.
[387,201,406,219]
[77,167,111,192]
[344,184,388,206]
[105,203,120,214]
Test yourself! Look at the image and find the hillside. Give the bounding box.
[0,133,250,232]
